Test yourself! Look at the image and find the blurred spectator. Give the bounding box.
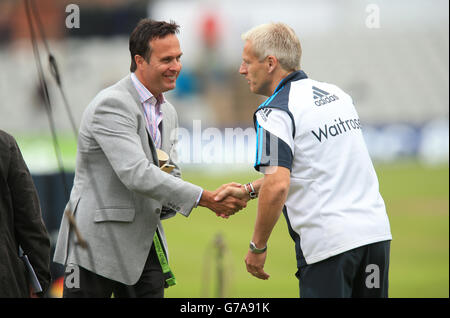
[9,0,65,41]
[0,0,148,43]
[0,0,15,44]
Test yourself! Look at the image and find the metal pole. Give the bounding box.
[214,233,225,298]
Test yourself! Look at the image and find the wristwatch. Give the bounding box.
[249,241,267,254]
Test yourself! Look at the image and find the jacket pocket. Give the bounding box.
[94,208,135,223]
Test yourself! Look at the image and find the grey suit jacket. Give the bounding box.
[53,75,202,285]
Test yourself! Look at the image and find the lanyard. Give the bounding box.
[153,231,176,287]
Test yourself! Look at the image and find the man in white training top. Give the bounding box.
[216,22,392,298]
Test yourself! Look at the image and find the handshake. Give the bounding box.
[198,182,256,218]
[157,150,255,218]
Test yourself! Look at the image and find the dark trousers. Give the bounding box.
[62,244,165,298]
[297,240,390,298]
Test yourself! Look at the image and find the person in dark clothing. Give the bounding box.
[0,129,51,297]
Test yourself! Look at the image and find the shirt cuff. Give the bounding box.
[195,189,203,208]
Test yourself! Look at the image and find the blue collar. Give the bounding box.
[258,70,308,109]
[273,70,308,94]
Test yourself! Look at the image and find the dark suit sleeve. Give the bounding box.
[8,138,51,295]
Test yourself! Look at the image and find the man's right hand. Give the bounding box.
[198,185,247,217]
[214,183,249,202]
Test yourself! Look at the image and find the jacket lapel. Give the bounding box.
[120,75,159,163]
[160,103,173,155]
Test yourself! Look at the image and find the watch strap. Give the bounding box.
[249,241,267,254]
[244,183,257,199]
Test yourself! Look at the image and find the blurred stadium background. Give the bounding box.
[0,0,448,298]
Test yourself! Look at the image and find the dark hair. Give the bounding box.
[129,19,180,72]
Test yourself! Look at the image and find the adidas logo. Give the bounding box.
[259,108,273,122]
[313,86,339,106]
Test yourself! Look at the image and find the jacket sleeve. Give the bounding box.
[91,96,203,216]
[8,137,51,296]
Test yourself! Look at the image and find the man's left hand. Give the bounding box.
[245,250,270,280]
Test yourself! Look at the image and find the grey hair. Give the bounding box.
[241,22,302,71]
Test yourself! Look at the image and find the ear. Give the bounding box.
[266,55,278,73]
[134,54,145,69]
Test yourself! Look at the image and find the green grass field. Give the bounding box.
[15,136,449,298]
[162,162,449,298]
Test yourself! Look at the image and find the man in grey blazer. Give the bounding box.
[53,19,246,298]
